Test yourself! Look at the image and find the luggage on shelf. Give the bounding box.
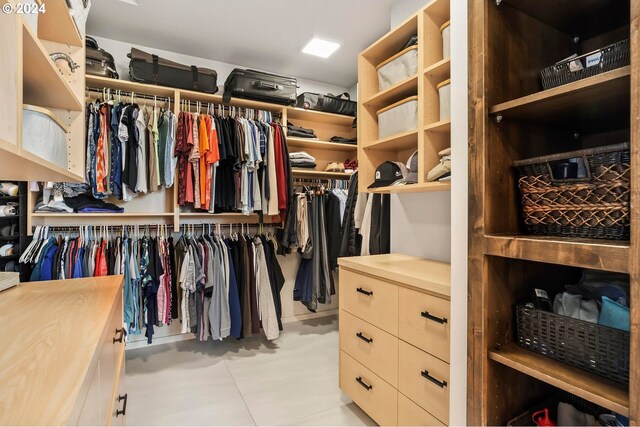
[128,48,218,93]
[296,92,357,116]
[85,36,119,79]
[223,69,297,105]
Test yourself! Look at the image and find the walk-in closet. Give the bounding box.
[0,0,636,426]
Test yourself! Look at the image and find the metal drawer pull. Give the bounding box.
[356,376,373,390]
[356,287,373,296]
[421,370,447,388]
[356,332,373,343]
[116,393,128,417]
[113,328,125,344]
[421,311,448,324]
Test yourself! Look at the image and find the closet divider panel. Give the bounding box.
[0,9,20,150]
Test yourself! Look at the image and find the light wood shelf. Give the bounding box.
[362,75,418,108]
[30,213,174,218]
[424,0,450,21]
[3,149,83,182]
[424,120,451,133]
[424,58,451,82]
[22,22,82,111]
[484,234,630,274]
[286,137,357,152]
[360,14,419,65]
[489,344,629,417]
[489,67,630,124]
[368,181,451,194]
[291,169,354,179]
[38,0,83,46]
[86,75,177,98]
[364,130,419,151]
[287,107,355,126]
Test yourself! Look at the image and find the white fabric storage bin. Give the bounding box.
[376,46,418,91]
[377,96,418,139]
[437,79,451,122]
[440,21,451,60]
[22,105,67,169]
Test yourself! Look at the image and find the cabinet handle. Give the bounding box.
[421,311,448,324]
[356,287,373,296]
[116,393,128,417]
[356,332,373,344]
[113,328,125,344]
[355,376,373,391]
[421,370,447,388]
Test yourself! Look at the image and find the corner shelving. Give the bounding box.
[38,0,83,46]
[469,0,637,424]
[358,0,451,194]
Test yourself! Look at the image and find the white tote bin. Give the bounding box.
[22,105,67,170]
[377,96,418,139]
[437,79,451,122]
[376,46,418,91]
[440,21,451,60]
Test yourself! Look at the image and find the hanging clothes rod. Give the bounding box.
[85,86,173,103]
[179,100,283,117]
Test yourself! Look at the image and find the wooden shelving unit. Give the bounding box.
[0,7,86,182]
[358,0,451,194]
[468,0,638,425]
[27,75,357,233]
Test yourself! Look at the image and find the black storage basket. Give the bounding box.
[514,143,630,240]
[515,305,629,384]
[540,39,630,90]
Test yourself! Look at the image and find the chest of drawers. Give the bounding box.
[338,254,450,426]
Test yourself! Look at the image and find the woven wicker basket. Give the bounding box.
[516,305,629,384]
[514,143,630,240]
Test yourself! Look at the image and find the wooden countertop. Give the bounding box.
[338,254,451,298]
[0,276,124,425]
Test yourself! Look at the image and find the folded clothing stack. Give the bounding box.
[330,136,357,144]
[427,147,452,182]
[287,122,317,139]
[64,194,124,213]
[290,151,317,169]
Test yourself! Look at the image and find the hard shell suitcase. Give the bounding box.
[128,48,218,93]
[223,68,297,105]
[296,92,356,116]
[85,36,119,79]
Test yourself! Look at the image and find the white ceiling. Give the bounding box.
[86,0,395,88]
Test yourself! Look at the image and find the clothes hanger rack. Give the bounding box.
[85,86,172,104]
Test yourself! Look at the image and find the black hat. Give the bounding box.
[368,161,404,188]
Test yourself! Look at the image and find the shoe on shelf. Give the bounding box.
[0,183,18,197]
[0,206,16,217]
[325,162,339,172]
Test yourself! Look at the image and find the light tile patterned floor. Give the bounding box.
[125,316,375,426]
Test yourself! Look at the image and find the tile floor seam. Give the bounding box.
[223,357,259,427]
[273,402,354,427]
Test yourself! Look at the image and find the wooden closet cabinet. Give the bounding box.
[338,254,450,426]
[0,276,126,426]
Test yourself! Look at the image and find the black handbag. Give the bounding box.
[296,92,357,116]
[128,48,218,93]
[223,69,297,105]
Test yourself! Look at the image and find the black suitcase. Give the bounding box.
[223,69,297,105]
[296,92,356,116]
[128,48,218,93]
[85,36,119,79]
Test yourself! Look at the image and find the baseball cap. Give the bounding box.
[391,150,418,185]
[368,161,404,189]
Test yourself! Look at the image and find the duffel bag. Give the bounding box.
[128,48,218,93]
[296,92,356,116]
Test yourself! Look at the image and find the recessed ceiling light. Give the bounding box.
[302,37,341,59]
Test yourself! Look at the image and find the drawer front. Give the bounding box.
[339,268,398,335]
[339,351,397,426]
[398,341,449,424]
[399,287,450,362]
[108,354,126,426]
[340,310,398,386]
[99,297,124,423]
[398,393,444,426]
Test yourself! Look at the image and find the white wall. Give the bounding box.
[90,36,352,97]
[390,0,430,27]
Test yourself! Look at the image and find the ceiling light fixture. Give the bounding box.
[302,37,341,59]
